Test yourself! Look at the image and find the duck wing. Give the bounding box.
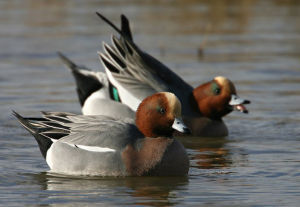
[15,111,143,152]
[97,13,194,111]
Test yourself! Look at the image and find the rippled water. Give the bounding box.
[1,0,300,206]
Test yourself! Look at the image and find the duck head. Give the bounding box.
[192,76,250,120]
[136,92,191,137]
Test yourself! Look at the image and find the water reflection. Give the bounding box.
[30,172,188,206]
[178,137,233,169]
[1,0,300,206]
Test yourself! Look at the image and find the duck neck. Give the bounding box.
[189,92,201,115]
[191,89,224,121]
[136,119,174,138]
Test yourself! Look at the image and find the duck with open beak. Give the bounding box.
[229,94,251,114]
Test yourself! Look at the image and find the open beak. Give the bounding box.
[229,94,251,113]
[172,117,191,134]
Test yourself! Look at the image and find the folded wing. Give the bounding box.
[97,13,194,111]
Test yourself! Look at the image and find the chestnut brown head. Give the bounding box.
[136,92,190,137]
[192,76,250,119]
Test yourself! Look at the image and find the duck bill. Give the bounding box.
[229,94,251,114]
[172,117,191,134]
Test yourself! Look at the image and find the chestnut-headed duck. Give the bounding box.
[14,92,190,176]
[59,13,250,137]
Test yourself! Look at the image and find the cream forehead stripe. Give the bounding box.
[214,76,230,85]
[160,92,182,117]
[214,76,235,93]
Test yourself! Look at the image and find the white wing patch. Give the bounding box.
[82,89,110,115]
[68,143,116,152]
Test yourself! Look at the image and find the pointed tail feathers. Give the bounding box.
[13,111,53,159]
[96,12,133,41]
[57,52,105,106]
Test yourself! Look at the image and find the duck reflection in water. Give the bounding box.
[30,173,188,206]
[178,136,234,169]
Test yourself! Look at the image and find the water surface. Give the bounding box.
[1,0,300,206]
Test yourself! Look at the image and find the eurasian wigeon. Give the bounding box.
[59,13,250,137]
[14,92,190,176]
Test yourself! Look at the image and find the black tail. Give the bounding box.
[96,12,133,41]
[120,14,133,41]
[13,111,53,159]
[57,52,104,106]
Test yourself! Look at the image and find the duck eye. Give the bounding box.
[158,108,166,114]
[214,88,221,95]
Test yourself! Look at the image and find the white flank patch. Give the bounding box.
[82,89,110,115]
[46,145,55,169]
[50,138,58,143]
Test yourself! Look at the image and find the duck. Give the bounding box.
[14,92,190,176]
[57,52,136,120]
[59,13,250,137]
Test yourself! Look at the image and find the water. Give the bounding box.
[1,0,300,206]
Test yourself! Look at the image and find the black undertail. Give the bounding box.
[13,111,70,159]
[57,52,103,106]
